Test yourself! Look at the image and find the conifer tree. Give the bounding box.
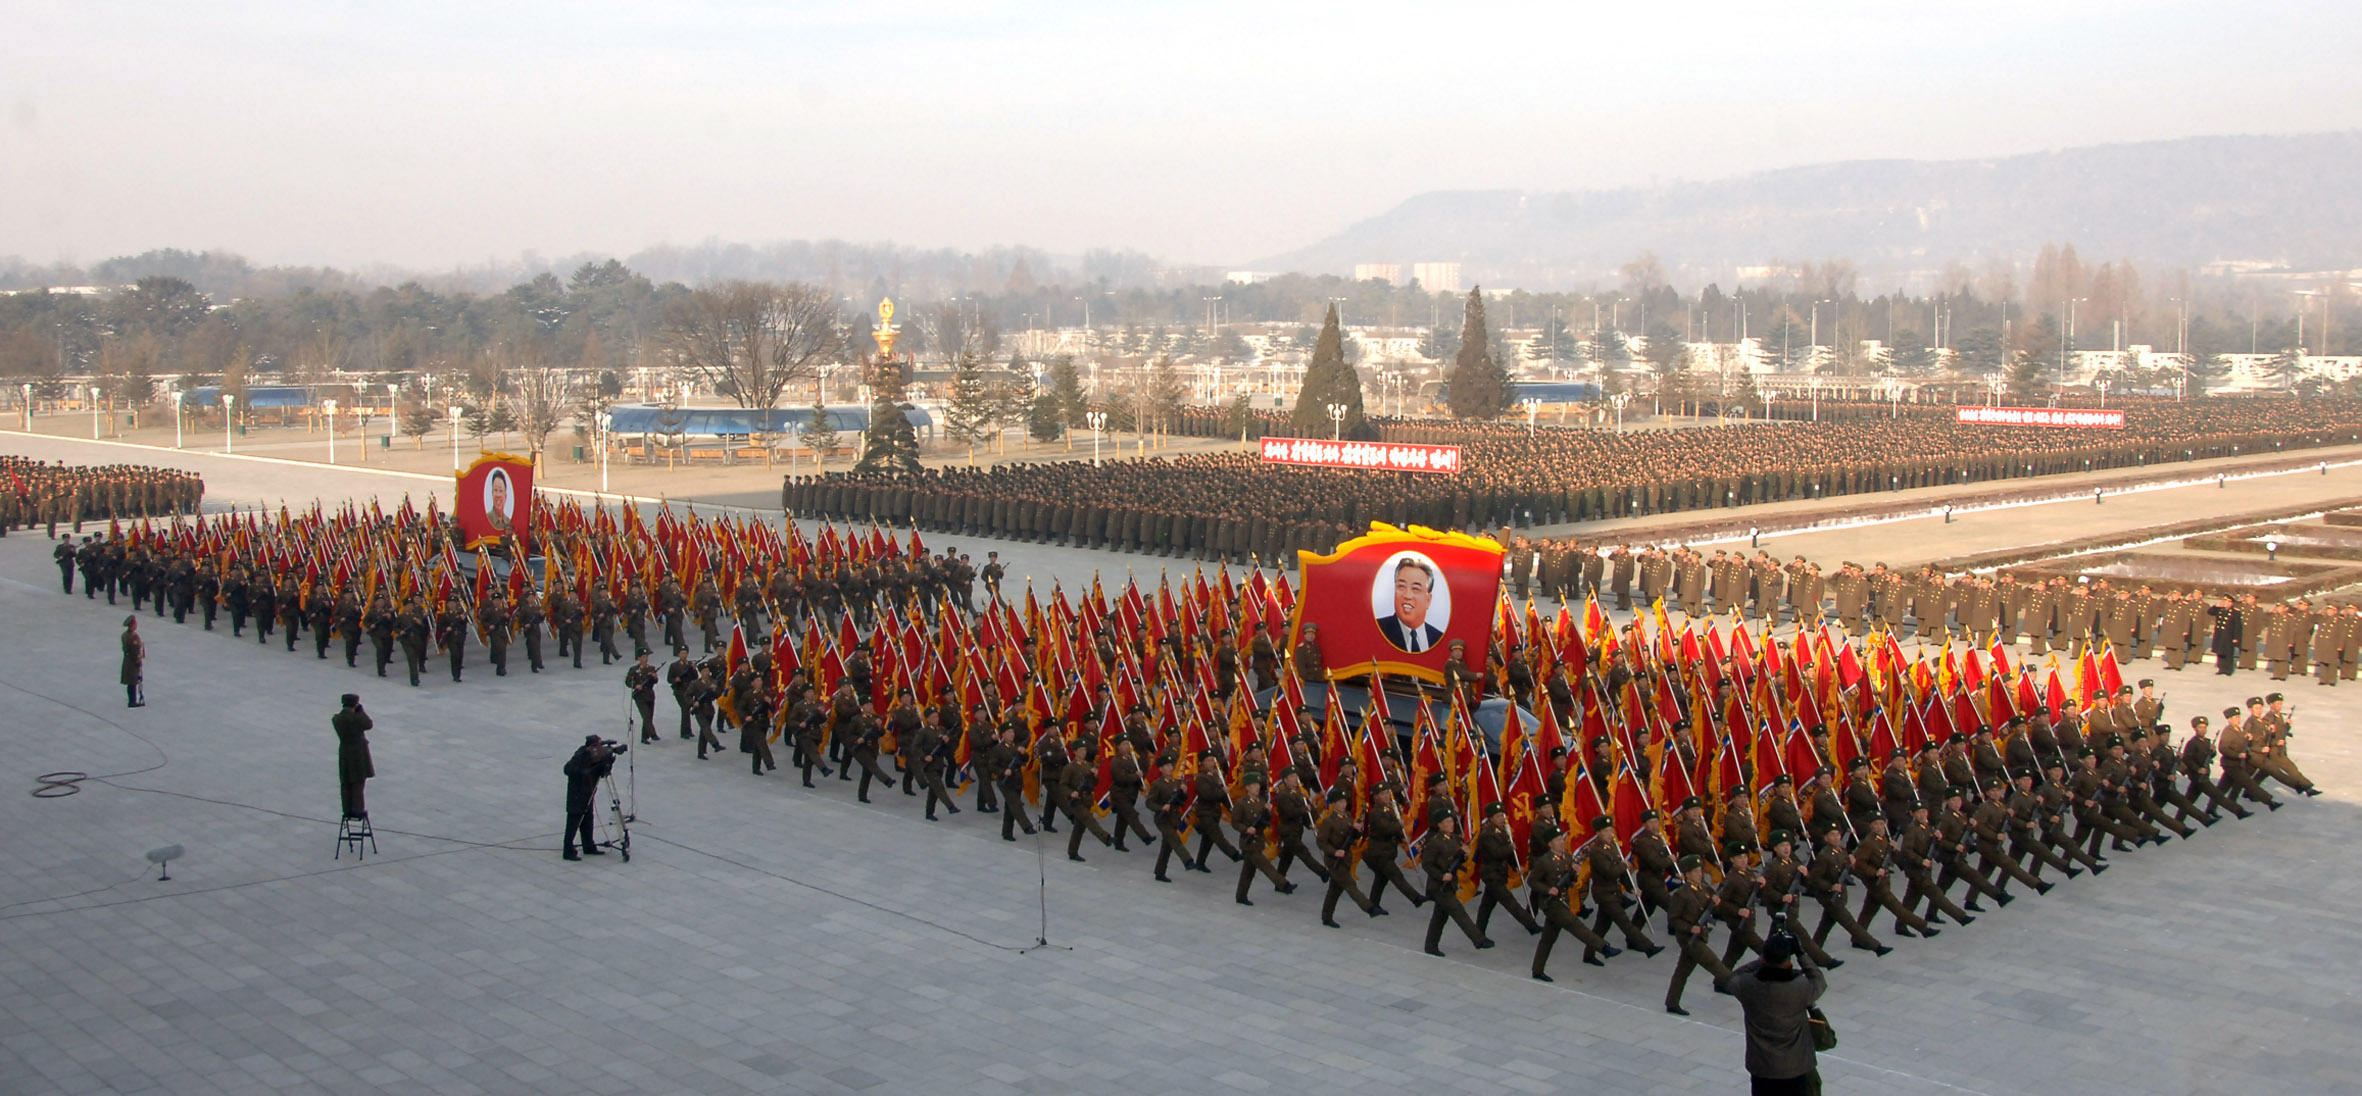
[1447,288,1511,419]
[1289,304,1369,438]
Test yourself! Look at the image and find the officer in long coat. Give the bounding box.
[333,694,374,819]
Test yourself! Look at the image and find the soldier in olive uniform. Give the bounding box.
[1317,787,1378,925]
[1663,854,1735,1016]
[1527,827,1617,982]
[1419,813,1492,956]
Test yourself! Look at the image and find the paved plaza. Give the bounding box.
[3,431,2361,1095]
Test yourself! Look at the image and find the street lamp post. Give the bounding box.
[449,406,465,470]
[19,383,29,430]
[1611,393,1629,433]
[174,391,185,448]
[1327,402,1346,440]
[1520,397,1542,433]
[385,384,399,449]
[89,386,102,439]
[223,394,236,453]
[323,400,338,463]
[599,410,612,493]
[1086,410,1107,467]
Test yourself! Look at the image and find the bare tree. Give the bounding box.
[505,347,576,469]
[661,281,844,466]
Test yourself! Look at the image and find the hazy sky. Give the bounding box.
[8,1,2361,272]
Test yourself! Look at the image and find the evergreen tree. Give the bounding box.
[1288,305,1369,438]
[803,401,838,466]
[944,350,992,462]
[1027,391,1065,443]
[1049,355,1087,449]
[1640,320,1687,376]
[2265,346,2303,391]
[1417,324,1460,363]
[1447,288,1510,419]
[2183,317,2228,396]
[2006,349,2047,403]
[1223,391,1254,442]
[1147,354,1186,434]
[1953,327,2004,376]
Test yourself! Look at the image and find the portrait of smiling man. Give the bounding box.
[1377,556,1447,653]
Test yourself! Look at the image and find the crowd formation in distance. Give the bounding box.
[45,479,2326,1015]
[793,399,2362,562]
[2,455,203,536]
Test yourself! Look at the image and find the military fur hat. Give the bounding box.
[1589,814,1613,831]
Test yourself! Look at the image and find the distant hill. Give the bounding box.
[1258,132,2362,290]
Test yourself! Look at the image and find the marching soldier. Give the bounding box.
[1806,821,1890,956]
[1472,800,1541,938]
[1663,855,1734,1016]
[1190,750,1242,866]
[1230,776,1293,904]
[436,599,470,683]
[1528,828,1616,981]
[624,650,660,743]
[1269,768,1324,881]
[994,730,1040,842]
[1849,815,1938,939]
[1583,815,1660,959]
[1759,831,1842,969]
[1107,738,1156,851]
[1317,787,1377,925]
[1147,753,1189,876]
[1419,813,1492,957]
[1362,784,1426,913]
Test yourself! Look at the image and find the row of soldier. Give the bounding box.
[1495,536,2362,681]
[1,458,202,536]
[790,399,2362,559]
[50,524,994,687]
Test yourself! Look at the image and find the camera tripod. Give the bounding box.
[593,770,631,861]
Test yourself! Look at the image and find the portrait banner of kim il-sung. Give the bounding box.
[1289,522,1504,685]
[454,452,535,553]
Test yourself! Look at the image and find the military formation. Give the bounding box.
[50,499,987,692]
[1489,539,2362,682]
[1,457,203,536]
[32,449,2334,1020]
[793,398,2362,561]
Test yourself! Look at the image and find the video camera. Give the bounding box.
[598,739,628,754]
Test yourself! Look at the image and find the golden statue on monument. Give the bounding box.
[868,296,904,400]
[874,297,898,360]
[853,295,920,472]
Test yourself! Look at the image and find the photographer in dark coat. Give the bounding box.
[332,694,373,818]
[1729,929,1828,1095]
[562,735,615,861]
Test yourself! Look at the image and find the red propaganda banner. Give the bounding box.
[454,452,534,552]
[1259,437,1462,475]
[1954,406,2125,429]
[1287,522,1504,685]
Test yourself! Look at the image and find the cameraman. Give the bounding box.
[563,734,618,861]
[1729,926,1828,1095]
